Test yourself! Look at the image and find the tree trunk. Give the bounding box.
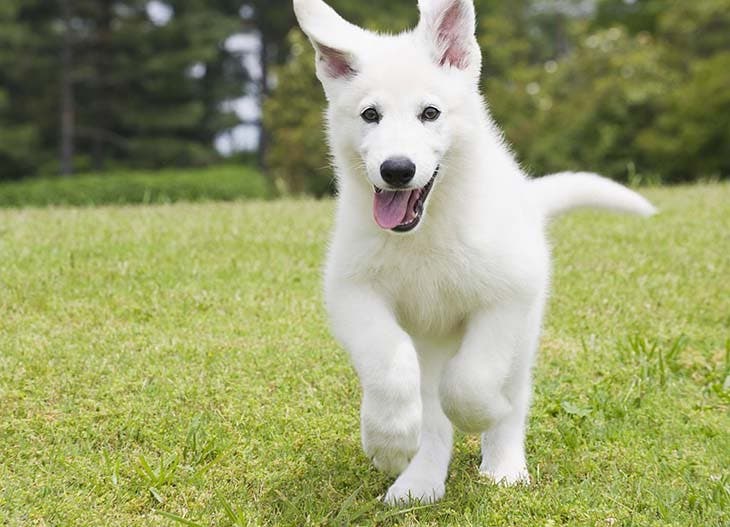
[60,0,75,176]
[91,2,112,171]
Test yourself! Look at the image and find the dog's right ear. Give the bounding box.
[293,0,365,84]
[417,0,480,74]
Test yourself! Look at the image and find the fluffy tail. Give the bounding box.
[531,172,657,219]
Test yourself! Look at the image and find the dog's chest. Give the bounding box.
[370,240,491,337]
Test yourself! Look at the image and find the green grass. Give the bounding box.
[0,165,271,208]
[0,184,728,526]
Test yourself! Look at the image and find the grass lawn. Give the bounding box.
[0,184,728,526]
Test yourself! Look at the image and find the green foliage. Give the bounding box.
[0,184,728,525]
[632,1,730,181]
[489,28,677,182]
[265,0,730,193]
[488,0,730,183]
[263,30,332,196]
[0,88,39,180]
[0,165,271,207]
[0,1,46,180]
[638,52,730,182]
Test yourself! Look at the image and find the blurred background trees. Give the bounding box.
[0,0,247,179]
[0,0,728,188]
[265,0,730,191]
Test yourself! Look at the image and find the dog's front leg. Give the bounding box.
[384,341,454,505]
[326,282,422,477]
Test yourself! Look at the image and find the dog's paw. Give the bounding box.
[479,461,530,486]
[361,394,421,476]
[362,417,421,476]
[384,475,444,506]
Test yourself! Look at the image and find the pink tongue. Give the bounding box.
[373,190,413,229]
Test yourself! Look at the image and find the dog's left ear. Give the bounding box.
[417,0,480,74]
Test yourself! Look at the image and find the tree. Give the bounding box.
[235,1,296,171]
[500,28,676,181]
[102,0,246,168]
[263,30,329,195]
[59,0,75,175]
[0,0,248,177]
[592,0,664,34]
[0,0,57,179]
[483,0,730,182]
[636,0,730,181]
[0,85,39,181]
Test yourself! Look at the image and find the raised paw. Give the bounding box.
[361,392,422,476]
[439,358,511,434]
[384,474,445,506]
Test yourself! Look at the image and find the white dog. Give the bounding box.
[293,0,655,505]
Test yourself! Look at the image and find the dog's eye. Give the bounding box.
[421,106,441,122]
[361,107,380,123]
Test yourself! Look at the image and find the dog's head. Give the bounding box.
[294,0,481,233]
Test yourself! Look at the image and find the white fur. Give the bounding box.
[293,0,656,505]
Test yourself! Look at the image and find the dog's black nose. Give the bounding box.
[380,157,416,187]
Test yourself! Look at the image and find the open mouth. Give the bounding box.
[373,167,439,232]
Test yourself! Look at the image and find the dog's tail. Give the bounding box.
[531,172,657,220]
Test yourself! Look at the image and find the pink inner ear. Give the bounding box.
[437,2,470,69]
[319,44,356,79]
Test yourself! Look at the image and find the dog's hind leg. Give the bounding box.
[384,338,455,505]
[479,297,545,485]
[438,303,525,434]
[478,362,531,485]
[438,297,545,484]
[326,281,422,477]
